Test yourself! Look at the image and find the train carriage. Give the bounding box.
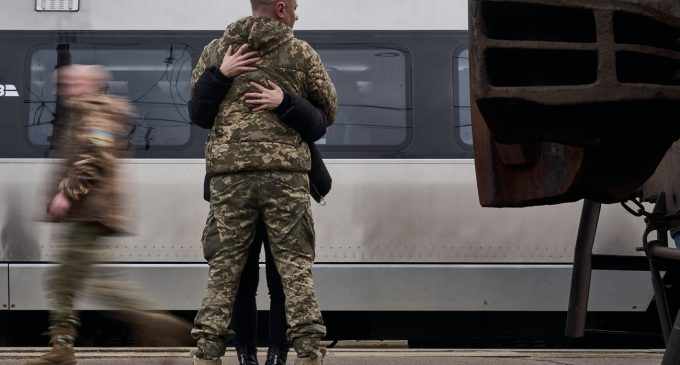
[0,0,658,345]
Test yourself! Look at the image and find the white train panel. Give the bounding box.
[8,264,652,311]
[0,159,646,263]
[0,265,7,310]
[0,0,468,31]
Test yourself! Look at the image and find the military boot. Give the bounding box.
[236,344,259,365]
[24,345,76,365]
[265,346,288,365]
[293,349,326,365]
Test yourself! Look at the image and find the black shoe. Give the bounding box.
[265,346,289,365]
[236,345,259,365]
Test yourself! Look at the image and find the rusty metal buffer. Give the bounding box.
[470,1,680,363]
[470,0,680,207]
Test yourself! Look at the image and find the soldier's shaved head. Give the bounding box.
[57,65,111,97]
[251,0,275,7]
[251,0,298,28]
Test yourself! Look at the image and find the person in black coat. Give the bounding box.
[189,47,331,365]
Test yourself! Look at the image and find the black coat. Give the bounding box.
[189,66,332,203]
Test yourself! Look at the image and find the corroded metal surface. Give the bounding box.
[470,0,680,206]
[643,141,680,215]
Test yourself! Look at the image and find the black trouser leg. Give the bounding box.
[264,239,288,347]
[232,222,266,348]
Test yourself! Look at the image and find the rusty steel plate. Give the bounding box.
[470,0,680,207]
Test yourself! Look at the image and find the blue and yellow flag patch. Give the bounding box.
[86,128,115,147]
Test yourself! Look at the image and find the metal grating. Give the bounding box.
[35,0,79,12]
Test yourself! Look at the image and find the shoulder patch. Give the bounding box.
[86,128,115,147]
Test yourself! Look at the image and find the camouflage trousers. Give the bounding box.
[47,222,145,346]
[192,171,325,360]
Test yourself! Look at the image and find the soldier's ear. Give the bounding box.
[274,1,287,19]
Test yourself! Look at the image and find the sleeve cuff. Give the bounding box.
[274,92,293,116]
[209,66,233,84]
[57,179,85,201]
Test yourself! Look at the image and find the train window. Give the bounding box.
[455,49,472,146]
[28,45,192,147]
[318,48,410,146]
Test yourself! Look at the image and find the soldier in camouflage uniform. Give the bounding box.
[27,65,188,365]
[191,1,337,365]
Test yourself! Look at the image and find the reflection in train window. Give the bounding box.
[318,48,410,146]
[29,45,192,148]
[456,49,472,146]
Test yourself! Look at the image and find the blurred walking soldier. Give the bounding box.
[27,65,187,365]
[191,0,337,364]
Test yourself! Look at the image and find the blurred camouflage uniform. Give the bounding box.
[43,94,139,348]
[191,16,337,361]
[51,95,131,232]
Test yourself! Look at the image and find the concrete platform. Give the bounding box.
[0,348,665,365]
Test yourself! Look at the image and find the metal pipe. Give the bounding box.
[649,253,672,343]
[649,246,680,262]
[565,199,602,338]
[648,196,673,343]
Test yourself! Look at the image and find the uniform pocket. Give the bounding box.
[201,212,220,261]
[271,172,310,197]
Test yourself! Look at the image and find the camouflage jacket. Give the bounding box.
[49,94,132,233]
[192,16,337,175]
